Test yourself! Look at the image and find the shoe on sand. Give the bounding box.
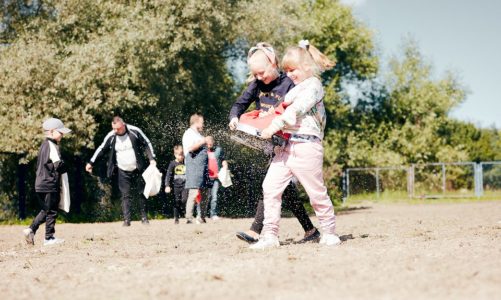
[319,233,341,246]
[297,228,321,244]
[43,237,65,246]
[236,231,259,244]
[249,235,279,250]
[23,228,34,245]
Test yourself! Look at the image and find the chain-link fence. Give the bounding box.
[343,161,501,202]
[344,167,409,201]
[478,162,501,198]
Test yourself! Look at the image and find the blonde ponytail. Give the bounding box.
[305,44,335,71]
[282,40,335,76]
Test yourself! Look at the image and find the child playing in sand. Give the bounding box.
[229,42,320,244]
[250,40,340,249]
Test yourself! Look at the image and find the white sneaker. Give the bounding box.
[211,216,220,221]
[23,228,34,245]
[43,237,65,246]
[320,233,341,246]
[249,235,280,250]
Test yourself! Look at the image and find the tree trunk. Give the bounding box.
[72,155,84,214]
[17,162,27,220]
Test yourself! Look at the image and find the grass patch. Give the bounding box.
[345,190,501,205]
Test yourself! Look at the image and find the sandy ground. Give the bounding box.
[0,201,500,300]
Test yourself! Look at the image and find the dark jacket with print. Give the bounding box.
[229,72,295,120]
[165,160,186,189]
[35,138,67,193]
[89,124,156,178]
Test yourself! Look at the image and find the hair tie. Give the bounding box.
[247,43,277,65]
[298,39,310,50]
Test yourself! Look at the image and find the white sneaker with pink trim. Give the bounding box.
[320,233,341,246]
[249,235,279,250]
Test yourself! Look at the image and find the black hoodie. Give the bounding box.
[35,138,67,193]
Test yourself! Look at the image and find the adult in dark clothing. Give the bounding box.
[85,116,157,226]
[165,145,188,224]
[229,42,320,244]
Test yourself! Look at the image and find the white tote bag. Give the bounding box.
[142,165,162,198]
[48,141,70,212]
[218,166,233,188]
[59,173,71,213]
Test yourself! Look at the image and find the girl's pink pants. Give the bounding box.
[262,141,337,237]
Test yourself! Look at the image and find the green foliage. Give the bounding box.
[0,0,242,160]
[0,0,498,220]
[334,39,470,170]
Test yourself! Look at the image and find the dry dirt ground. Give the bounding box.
[0,201,500,300]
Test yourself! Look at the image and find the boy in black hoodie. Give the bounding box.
[23,118,71,246]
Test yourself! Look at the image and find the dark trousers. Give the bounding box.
[30,192,59,240]
[173,186,188,219]
[250,182,315,234]
[118,168,147,222]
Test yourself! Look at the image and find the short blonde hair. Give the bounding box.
[247,42,279,67]
[246,42,280,83]
[282,43,335,76]
[189,113,203,125]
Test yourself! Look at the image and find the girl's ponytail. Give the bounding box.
[298,40,335,72]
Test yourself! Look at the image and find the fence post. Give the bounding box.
[407,164,415,198]
[345,169,350,202]
[342,170,346,204]
[17,162,27,220]
[474,163,483,198]
[442,163,446,195]
[375,168,380,199]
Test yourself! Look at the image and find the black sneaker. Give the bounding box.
[186,219,193,224]
[236,231,259,244]
[123,220,131,227]
[296,228,321,244]
[141,218,150,225]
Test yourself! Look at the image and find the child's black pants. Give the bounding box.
[30,192,59,239]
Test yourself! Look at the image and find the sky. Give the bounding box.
[340,0,501,128]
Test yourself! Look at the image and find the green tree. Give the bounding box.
[338,40,468,169]
[0,0,240,160]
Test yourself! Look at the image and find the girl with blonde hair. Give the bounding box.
[251,40,340,249]
[229,42,321,245]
